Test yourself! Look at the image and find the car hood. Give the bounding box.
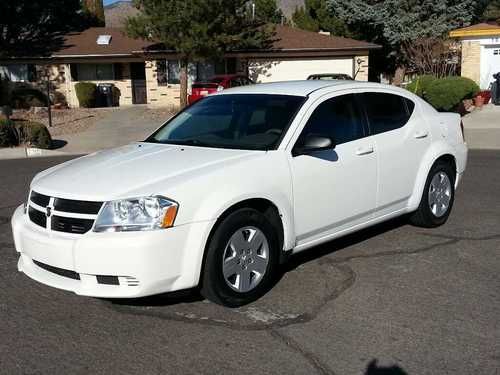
[31,142,258,201]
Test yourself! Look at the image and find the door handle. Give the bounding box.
[355,146,374,156]
[414,131,428,139]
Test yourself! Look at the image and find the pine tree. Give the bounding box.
[0,0,83,58]
[482,0,500,23]
[253,0,285,24]
[126,0,274,108]
[329,0,481,82]
[292,0,350,36]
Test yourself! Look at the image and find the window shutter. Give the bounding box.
[27,64,37,82]
[114,63,123,80]
[70,64,78,81]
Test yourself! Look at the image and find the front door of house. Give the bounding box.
[131,62,147,104]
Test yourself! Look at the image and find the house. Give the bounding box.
[450,23,500,89]
[0,25,379,108]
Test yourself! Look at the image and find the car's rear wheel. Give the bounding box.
[410,161,455,228]
[200,208,279,307]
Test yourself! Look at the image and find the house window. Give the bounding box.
[157,60,180,85]
[0,64,36,82]
[75,64,114,81]
[196,61,215,81]
[197,58,236,81]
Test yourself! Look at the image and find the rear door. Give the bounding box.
[361,91,430,215]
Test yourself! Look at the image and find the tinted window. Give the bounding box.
[363,93,412,135]
[296,94,365,147]
[230,78,241,87]
[149,94,305,151]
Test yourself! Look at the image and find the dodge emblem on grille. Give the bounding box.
[46,206,52,218]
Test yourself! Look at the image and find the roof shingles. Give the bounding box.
[52,28,152,57]
[50,25,379,58]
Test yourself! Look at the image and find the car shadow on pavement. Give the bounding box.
[365,359,408,375]
[108,215,409,308]
[283,215,409,274]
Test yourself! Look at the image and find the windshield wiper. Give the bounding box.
[164,139,215,148]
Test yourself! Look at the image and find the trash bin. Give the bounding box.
[491,72,500,105]
[97,83,115,107]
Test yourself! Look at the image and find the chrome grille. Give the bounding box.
[28,190,103,234]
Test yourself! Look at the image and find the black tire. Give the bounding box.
[200,208,280,307]
[410,161,455,228]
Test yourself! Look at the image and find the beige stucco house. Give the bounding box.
[0,26,379,108]
[450,23,500,89]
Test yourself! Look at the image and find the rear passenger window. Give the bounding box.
[297,94,366,146]
[363,93,413,135]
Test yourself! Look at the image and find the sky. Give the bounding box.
[103,0,127,5]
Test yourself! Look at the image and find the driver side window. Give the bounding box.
[296,94,366,147]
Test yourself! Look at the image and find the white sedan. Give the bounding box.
[11,81,467,307]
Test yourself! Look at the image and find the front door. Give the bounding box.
[131,62,147,104]
[289,93,377,248]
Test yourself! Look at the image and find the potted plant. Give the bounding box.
[474,94,485,109]
[478,90,491,104]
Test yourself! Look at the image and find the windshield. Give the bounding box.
[147,94,305,151]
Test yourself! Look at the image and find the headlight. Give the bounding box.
[93,196,178,232]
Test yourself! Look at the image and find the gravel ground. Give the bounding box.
[11,106,176,137]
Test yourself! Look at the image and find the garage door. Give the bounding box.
[248,58,353,83]
[481,46,500,89]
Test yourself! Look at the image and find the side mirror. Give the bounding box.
[292,135,335,157]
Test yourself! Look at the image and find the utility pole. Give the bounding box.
[252,1,255,20]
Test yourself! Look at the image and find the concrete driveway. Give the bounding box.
[54,105,171,154]
[462,104,500,149]
[0,151,499,374]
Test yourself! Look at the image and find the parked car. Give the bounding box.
[307,73,353,80]
[188,74,253,105]
[12,81,467,307]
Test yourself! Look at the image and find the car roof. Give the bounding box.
[308,73,349,77]
[218,80,349,96]
[220,80,417,97]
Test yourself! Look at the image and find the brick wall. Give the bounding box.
[460,41,481,85]
[65,63,134,108]
[145,60,181,110]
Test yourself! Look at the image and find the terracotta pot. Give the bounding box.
[474,95,485,109]
[478,90,491,104]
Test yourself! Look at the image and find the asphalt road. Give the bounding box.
[0,151,499,375]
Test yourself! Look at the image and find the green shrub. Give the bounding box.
[406,75,436,97]
[10,88,47,109]
[75,82,97,108]
[424,77,480,111]
[16,121,52,149]
[0,119,18,147]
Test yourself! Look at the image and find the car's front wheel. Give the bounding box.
[200,208,279,307]
[410,161,455,228]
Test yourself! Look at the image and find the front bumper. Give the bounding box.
[11,205,214,298]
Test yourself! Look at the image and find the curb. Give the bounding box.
[0,147,81,160]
